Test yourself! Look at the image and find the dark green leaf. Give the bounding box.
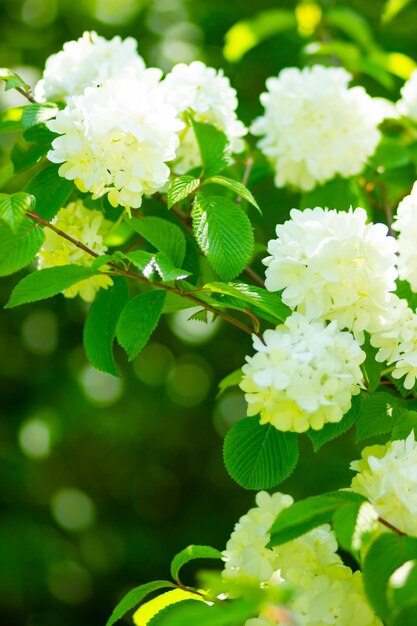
[192,195,254,281]
[5,264,99,308]
[388,560,417,623]
[203,176,260,212]
[11,138,49,172]
[391,408,417,440]
[307,395,361,451]
[268,491,366,547]
[116,290,166,361]
[332,500,379,557]
[83,278,130,376]
[170,545,222,584]
[361,336,384,393]
[105,580,175,626]
[0,216,44,277]
[0,192,34,233]
[192,121,231,177]
[168,175,200,209]
[300,176,361,211]
[325,7,376,51]
[223,416,299,490]
[24,164,73,221]
[356,391,397,441]
[128,217,186,267]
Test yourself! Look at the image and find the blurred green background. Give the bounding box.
[1,0,417,624]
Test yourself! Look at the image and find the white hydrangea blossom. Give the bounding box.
[38,200,112,302]
[224,492,381,626]
[222,491,340,585]
[351,432,417,535]
[251,65,383,191]
[263,207,398,339]
[392,183,417,292]
[160,61,246,173]
[397,70,417,119]
[35,31,158,102]
[240,313,365,433]
[46,77,183,210]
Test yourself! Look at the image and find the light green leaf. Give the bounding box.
[332,500,379,557]
[116,290,166,361]
[0,68,31,93]
[204,282,289,324]
[83,278,130,376]
[0,192,35,233]
[168,175,200,209]
[0,216,44,277]
[307,395,361,452]
[148,598,258,626]
[203,176,260,212]
[24,164,73,220]
[21,103,58,130]
[192,195,254,281]
[217,368,243,397]
[0,106,24,135]
[125,251,190,283]
[170,545,222,584]
[5,265,99,308]
[128,217,186,267]
[192,121,231,177]
[223,416,299,490]
[325,7,376,51]
[382,0,414,23]
[105,580,175,626]
[300,176,362,212]
[268,491,366,548]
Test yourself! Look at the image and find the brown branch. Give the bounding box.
[237,155,254,200]
[16,87,36,103]
[378,516,406,536]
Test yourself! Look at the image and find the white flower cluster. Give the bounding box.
[223,491,381,626]
[47,77,183,209]
[397,69,417,120]
[351,432,417,536]
[392,183,417,292]
[240,312,365,433]
[251,66,383,191]
[263,207,398,338]
[38,200,112,302]
[161,61,246,173]
[35,31,154,103]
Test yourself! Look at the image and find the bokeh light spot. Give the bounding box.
[51,488,96,532]
[79,366,124,406]
[18,418,51,459]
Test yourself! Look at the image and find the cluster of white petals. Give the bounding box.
[38,201,112,302]
[35,31,154,103]
[351,432,417,536]
[240,313,364,433]
[251,66,383,191]
[397,70,417,120]
[392,183,417,291]
[263,207,398,339]
[223,492,381,626]
[161,61,246,173]
[46,77,183,210]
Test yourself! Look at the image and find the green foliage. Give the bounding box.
[0,192,34,233]
[168,175,200,209]
[192,195,254,281]
[268,491,366,547]
[0,68,31,93]
[116,290,166,361]
[5,264,99,308]
[223,416,299,490]
[11,137,51,172]
[332,500,379,557]
[24,164,73,220]
[192,121,231,177]
[387,560,417,625]
[128,217,187,267]
[0,106,24,134]
[83,278,130,376]
[203,176,260,212]
[307,395,361,451]
[105,580,176,626]
[170,545,222,584]
[361,336,385,392]
[204,282,289,324]
[217,368,243,397]
[356,391,397,441]
[147,598,258,626]
[0,216,44,277]
[21,103,58,130]
[125,251,190,283]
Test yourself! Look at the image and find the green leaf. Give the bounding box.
[105,580,175,626]
[217,368,243,397]
[192,195,254,281]
[382,0,414,23]
[268,491,366,548]
[116,290,166,361]
[370,137,410,171]
[223,416,299,490]
[363,534,417,619]
[203,176,260,212]
[148,598,258,626]
[300,176,362,211]
[0,216,44,277]
[128,217,186,267]
[192,121,231,177]
[325,7,376,51]
[11,138,49,172]
[168,175,200,209]
[5,265,99,308]
[391,408,417,440]
[21,103,58,130]
[307,395,361,452]
[223,10,296,62]
[332,500,379,557]
[361,336,384,393]
[388,560,417,623]
[356,391,397,441]
[0,68,31,93]
[170,545,222,584]
[83,278,130,376]
[125,251,190,283]
[24,164,73,221]
[0,192,35,233]
[0,106,24,135]
[204,282,289,324]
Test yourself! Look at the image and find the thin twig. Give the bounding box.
[378,516,406,536]
[16,87,36,103]
[237,155,254,201]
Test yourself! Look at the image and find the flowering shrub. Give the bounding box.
[3,6,417,625]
